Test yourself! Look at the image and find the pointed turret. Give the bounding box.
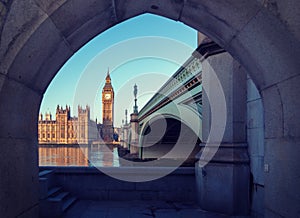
[103,68,113,91]
[105,68,111,84]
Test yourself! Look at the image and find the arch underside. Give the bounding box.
[1,0,299,95]
[140,115,201,165]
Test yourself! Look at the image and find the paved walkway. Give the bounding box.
[63,200,235,218]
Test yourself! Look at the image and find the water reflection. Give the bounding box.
[39,144,120,167]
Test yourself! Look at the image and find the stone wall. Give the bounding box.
[247,76,265,217]
[262,0,300,39]
[39,167,196,202]
[197,51,250,216]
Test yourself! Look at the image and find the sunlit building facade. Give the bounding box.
[38,105,98,144]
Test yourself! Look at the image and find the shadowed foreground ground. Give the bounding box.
[63,200,248,218]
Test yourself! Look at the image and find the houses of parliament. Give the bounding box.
[38,72,115,144]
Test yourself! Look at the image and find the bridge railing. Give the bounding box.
[138,54,202,120]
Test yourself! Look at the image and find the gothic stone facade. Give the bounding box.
[101,72,114,142]
[38,105,98,144]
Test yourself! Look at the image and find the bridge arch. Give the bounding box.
[139,113,201,164]
[0,1,299,217]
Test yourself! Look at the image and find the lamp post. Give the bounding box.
[133,84,138,114]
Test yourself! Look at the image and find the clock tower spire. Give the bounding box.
[102,68,114,142]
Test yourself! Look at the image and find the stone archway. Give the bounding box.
[0,1,299,217]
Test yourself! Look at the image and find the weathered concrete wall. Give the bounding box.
[39,167,196,202]
[259,1,300,217]
[247,76,265,217]
[197,51,250,216]
[261,0,300,39]
[0,77,41,217]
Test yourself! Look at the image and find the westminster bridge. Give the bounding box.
[120,47,203,163]
[120,38,255,215]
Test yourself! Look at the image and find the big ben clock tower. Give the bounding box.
[102,70,114,142]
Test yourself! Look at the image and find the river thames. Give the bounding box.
[39,144,120,167]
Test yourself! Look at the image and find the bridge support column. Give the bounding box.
[121,125,126,149]
[196,46,250,215]
[130,113,139,154]
[122,125,129,149]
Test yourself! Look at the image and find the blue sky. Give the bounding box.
[40,14,197,127]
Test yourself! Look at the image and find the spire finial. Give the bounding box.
[105,68,111,83]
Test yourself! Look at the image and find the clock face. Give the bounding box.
[105,93,111,100]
